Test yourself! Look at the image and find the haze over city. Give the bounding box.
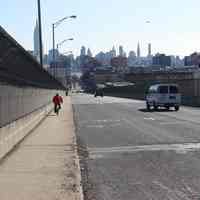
[1,0,200,57]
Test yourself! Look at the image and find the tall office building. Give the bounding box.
[33,20,40,61]
[152,53,171,67]
[80,46,86,56]
[111,46,117,57]
[119,45,124,57]
[119,46,123,56]
[137,42,141,58]
[128,51,137,67]
[148,43,152,56]
[87,48,93,57]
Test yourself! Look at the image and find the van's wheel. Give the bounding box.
[153,102,158,110]
[165,106,170,110]
[175,106,179,111]
[146,103,151,111]
[154,106,158,110]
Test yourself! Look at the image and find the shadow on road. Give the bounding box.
[139,108,174,113]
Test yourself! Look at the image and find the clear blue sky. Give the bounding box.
[1,0,200,57]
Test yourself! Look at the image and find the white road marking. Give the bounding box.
[86,125,104,128]
[89,143,200,158]
[86,123,121,129]
[159,121,187,125]
[72,94,143,105]
[79,119,122,125]
[144,117,155,121]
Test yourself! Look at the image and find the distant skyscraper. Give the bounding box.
[80,46,86,56]
[111,46,117,57]
[137,42,141,58]
[34,20,40,61]
[87,48,92,57]
[152,53,171,67]
[129,51,136,58]
[128,51,137,67]
[119,45,124,56]
[148,43,152,56]
[48,49,59,64]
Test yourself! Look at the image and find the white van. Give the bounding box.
[146,84,181,111]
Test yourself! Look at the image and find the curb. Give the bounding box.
[69,97,84,200]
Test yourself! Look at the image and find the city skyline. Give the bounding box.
[1,0,200,57]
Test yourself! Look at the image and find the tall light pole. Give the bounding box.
[52,15,76,65]
[56,38,74,51]
[63,51,73,55]
[37,0,43,67]
[53,38,74,78]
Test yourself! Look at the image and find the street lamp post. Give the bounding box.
[53,38,74,78]
[56,38,74,51]
[63,51,73,55]
[37,0,43,67]
[52,15,76,65]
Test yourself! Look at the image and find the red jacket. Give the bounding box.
[53,95,63,105]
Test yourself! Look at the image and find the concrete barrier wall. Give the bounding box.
[0,104,52,160]
[0,82,62,127]
[94,71,197,105]
[103,80,200,106]
[124,72,200,106]
[0,82,64,160]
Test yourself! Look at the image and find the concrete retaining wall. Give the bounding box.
[0,83,61,127]
[103,82,200,106]
[0,103,52,160]
[124,72,200,106]
[0,82,64,160]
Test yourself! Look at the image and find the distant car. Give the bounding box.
[79,89,84,93]
[146,84,181,111]
[75,89,84,93]
[94,89,104,97]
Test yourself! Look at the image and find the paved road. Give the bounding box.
[72,94,200,200]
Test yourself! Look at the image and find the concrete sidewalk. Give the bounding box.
[0,97,83,200]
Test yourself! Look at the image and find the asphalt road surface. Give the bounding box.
[72,94,200,200]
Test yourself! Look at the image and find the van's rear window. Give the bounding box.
[170,86,178,93]
[159,86,168,94]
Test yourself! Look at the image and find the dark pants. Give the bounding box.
[54,104,61,115]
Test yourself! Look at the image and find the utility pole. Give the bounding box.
[52,24,55,66]
[37,0,43,67]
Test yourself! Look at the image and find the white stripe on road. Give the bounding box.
[144,117,155,121]
[159,121,187,125]
[89,143,200,157]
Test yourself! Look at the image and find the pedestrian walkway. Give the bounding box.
[0,97,83,200]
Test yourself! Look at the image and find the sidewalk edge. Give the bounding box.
[69,98,84,200]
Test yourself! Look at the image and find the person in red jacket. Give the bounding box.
[52,93,63,115]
